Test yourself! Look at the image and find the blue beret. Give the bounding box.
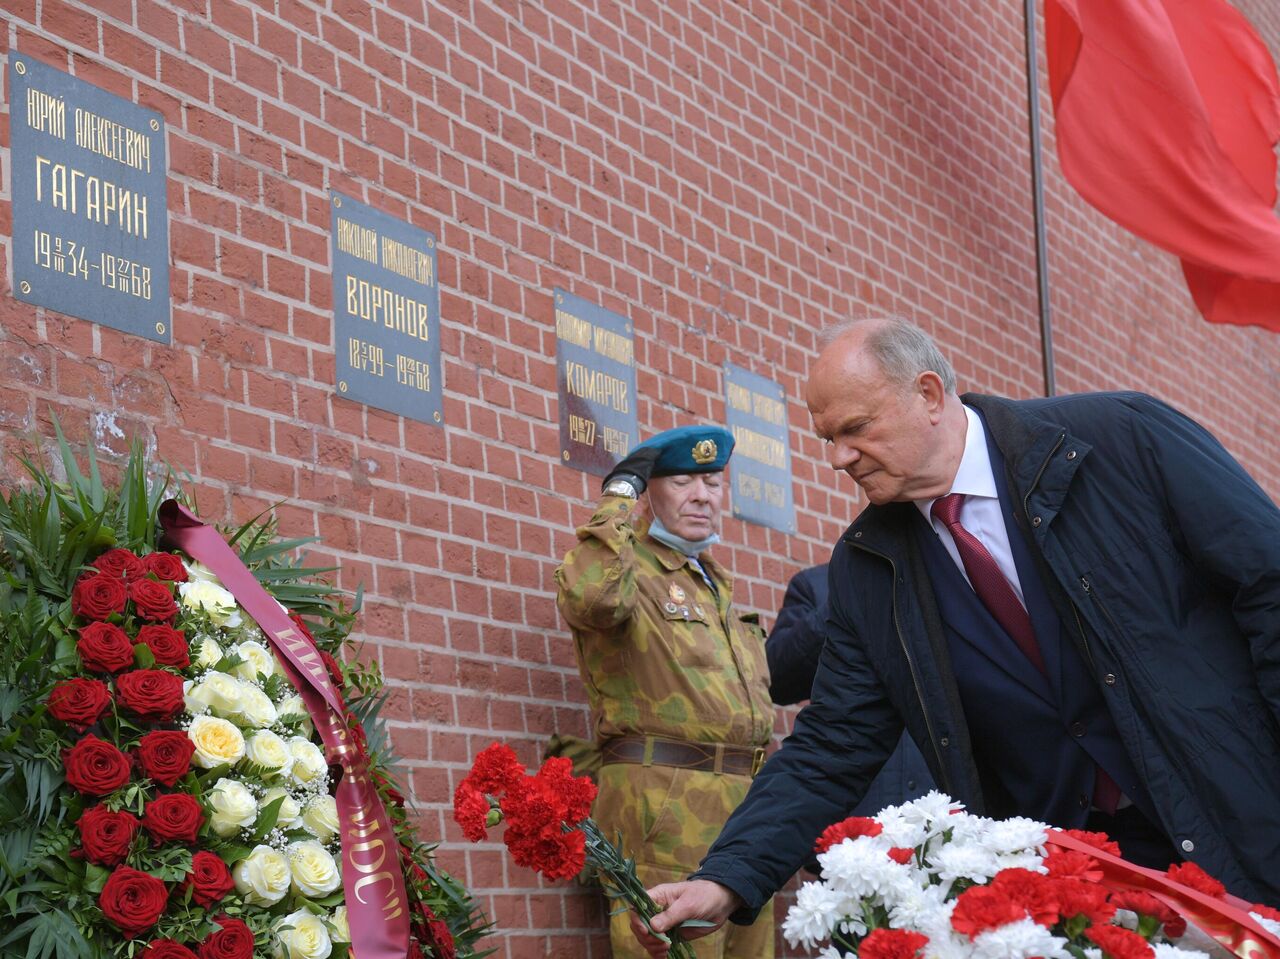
[634,425,735,476]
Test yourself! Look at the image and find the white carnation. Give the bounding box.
[983,817,1048,855]
[782,881,845,949]
[818,836,911,900]
[927,841,1002,884]
[1154,944,1212,959]
[970,917,1069,959]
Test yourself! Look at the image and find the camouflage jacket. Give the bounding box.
[555,495,773,748]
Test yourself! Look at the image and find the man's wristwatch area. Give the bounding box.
[603,476,640,498]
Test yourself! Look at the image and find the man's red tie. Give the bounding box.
[931,492,1121,815]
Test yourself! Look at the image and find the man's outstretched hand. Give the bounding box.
[629,880,742,957]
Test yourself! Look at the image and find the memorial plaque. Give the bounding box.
[724,364,795,532]
[9,57,171,342]
[330,191,442,425]
[555,289,639,476]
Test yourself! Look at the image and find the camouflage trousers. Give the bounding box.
[594,762,775,959]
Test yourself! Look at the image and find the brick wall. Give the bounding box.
[2,1,1279,956]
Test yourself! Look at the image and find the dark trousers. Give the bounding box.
[1085,804,1182,870]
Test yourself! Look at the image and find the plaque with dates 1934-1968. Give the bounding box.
[330,191,443,426]
[554,289,640,478]
[9,57,171,342]
[724,363,795,533]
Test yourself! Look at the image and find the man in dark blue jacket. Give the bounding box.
[633,318,1280,955]
[767,563,933,823]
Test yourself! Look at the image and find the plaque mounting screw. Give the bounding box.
[14,61,26,75]
[555,294,562,304]
[150,119,159,131]
[427,238,435,249]
[562,450,569,460]
[333,195,342,208]
[433,411,442,422]
[155,322,166,335]
[338,381,348,393]
[19,281,31,294]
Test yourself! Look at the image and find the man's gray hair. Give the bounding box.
[818,317,957,394]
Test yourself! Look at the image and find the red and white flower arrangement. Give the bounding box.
[784,793,1280,959]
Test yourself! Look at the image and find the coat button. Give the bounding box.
[1032,516,1042,527]
[1181,839,1195,853]
[1104,673,1117,686]
[939,737,950,747]
[1066,450,1077,460]
[907,780,917,790]
[1070,722,1086,737]
[854,531,863,538]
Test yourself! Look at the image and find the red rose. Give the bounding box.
[139,942,198,959]
[77,805,140,866]
[99,865,168,937]
[136,624,190,668]
[1167,861,1227,899]
[116,670,185,721]
[197,915,254,959]
[815,815,884,854]
[136,730,195,786]
[143,552,188,583]
[320,648,345,688]
[93,548,146,582]
[185,851,233,907]
[143,793,205,844]
[72,573,128,620]
[858,928,929,959]
[77,622,135,673]
[1086,924,1156,959]
[47,678,112,728]
[950,885,1026,939]
[130,579,178,622]
[64,734,131,795]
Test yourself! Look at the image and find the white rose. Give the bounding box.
[234,640,278,681]
[287,839,342,897]
[243,730,293,778]
[276,693,307,720]
[178,579,243,627]
[301,794,340,842]
[193,636,224,669]
[260,786,302,829]
[188,715,246,769]
[275,908,333,959]
[288,737,328,785]
[234,843,291,906]
[328,906,349,943]
[207,777,258,837]
[237,682,279,728]
[187,672,244,718]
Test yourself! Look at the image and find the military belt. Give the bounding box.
[600,735,767,778]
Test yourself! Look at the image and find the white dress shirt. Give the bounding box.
[916,405,1025,606]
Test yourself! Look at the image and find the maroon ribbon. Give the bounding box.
[160,501,410,959]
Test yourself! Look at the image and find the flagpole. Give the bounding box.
[1024,0,1057,397]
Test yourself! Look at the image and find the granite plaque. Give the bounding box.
[724,363,795,532]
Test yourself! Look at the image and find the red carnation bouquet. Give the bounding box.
[0,437,489,959]
[453,743,706,958]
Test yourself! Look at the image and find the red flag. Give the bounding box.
[1046,0,1280,331]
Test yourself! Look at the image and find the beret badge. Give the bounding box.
[691,439,718,465]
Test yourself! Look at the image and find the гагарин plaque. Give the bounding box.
[9,57,171,342]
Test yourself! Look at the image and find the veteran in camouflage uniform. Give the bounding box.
[555,425,775,959]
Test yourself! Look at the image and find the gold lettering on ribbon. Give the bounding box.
[275,627,334,690]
